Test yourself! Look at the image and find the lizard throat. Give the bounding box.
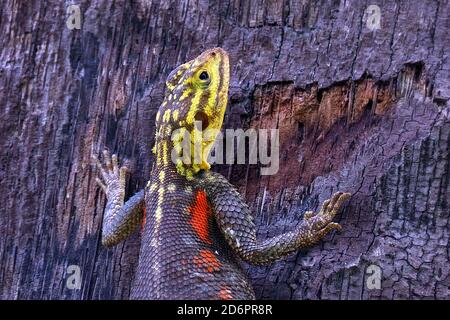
[154,123,220,180]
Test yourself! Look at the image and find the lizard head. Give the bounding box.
[153,48,230,179]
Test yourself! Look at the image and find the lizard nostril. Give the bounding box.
[194,111,209,130]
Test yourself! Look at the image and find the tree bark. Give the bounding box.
[0,0,449,299]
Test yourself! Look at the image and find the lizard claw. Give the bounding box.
[300,192,350,244]
[303,210,316,220]
[313,192,351,230]
[95,177,107,193]
[103,149,113,171]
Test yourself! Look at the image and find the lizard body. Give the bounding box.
[93,48,350,300]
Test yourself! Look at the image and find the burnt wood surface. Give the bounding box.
[0,0,449,299]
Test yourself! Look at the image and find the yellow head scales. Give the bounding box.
[153,48,230,179]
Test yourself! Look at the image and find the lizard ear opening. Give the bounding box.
[194,111,209,130]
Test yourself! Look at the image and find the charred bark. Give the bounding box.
[0,0,449,299]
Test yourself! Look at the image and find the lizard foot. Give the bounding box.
[300,191,351,244]
[92,148,129,202]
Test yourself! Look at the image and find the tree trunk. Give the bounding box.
[0,0,448,299]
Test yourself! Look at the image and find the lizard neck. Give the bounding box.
[154,137,173,169]
[152,138,188,182]
[154,129,211,180]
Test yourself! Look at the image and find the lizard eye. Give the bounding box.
[199,71,209,81]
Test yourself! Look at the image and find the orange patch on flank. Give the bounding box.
[141,207,147,231]
[188,190,212,244]
[218,286,233,300]
[193,249,221,273]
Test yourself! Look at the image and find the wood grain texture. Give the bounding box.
[0,0,448,299]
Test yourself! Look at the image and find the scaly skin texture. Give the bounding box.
[93,48,351,300]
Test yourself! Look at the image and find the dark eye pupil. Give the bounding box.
[199,71,209,81]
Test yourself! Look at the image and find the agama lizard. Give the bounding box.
[92,48,351,300]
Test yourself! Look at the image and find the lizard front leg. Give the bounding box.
[198,171,350,265]
[92,149,145,247]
